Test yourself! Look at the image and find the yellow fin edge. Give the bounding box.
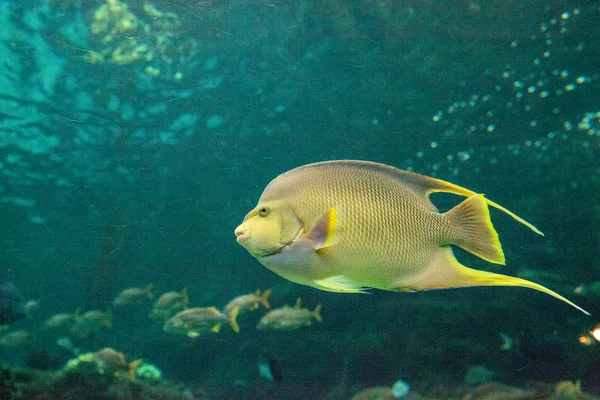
[423,176,544,236]
[399,249,589,315]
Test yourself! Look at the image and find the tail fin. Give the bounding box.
[313,304,322,322]
[446,194,505,264]
[229,306,240,333]
[145,284,153,299]
[104,311,113,328]
[180,288,189,308]
[402,248,590,315]
[128,359,143,382]
[260,289,272,309]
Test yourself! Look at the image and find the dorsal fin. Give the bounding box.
[303,160,543,236]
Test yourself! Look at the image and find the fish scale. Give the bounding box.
[276,163,446,286]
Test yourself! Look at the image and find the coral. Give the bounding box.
[464,366,495,386]
[135,362,162,381]
[0,365,186,399]
[461,382,538,400]
[549,380,597,400]
[85,0,197,80]
[350,387,394,400]
[392,380,410,399]
[555,380,582,396]
[63,352,97,375]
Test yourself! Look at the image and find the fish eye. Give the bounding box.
[258,207,270,217]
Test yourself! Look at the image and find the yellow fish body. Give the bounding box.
[235,160,588,315]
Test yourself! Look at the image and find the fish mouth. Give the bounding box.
[234,224,244,237]
[234,224,247,244]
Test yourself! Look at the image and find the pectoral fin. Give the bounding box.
[303,207,339,250]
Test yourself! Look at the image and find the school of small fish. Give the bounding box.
[1,280,323,353]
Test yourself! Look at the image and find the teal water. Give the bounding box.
[0,1,598,399]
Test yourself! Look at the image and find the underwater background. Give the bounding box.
[0,0,599,399]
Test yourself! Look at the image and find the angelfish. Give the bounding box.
[234,160,589,315]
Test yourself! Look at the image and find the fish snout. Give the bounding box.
[235,224,248,242]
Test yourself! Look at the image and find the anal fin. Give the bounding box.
[396,248,589,315]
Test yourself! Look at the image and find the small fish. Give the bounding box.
[70,310,112,338]
[92,347,142,382]
[574,281,600,297]
[113,284,153,306]
[24,299,40,317]
[258,352,283,383]
[56,336,80,356]
[257,298,321,331]
[0,282,26,324]
[499,332,515,351]
[149,289,189,320]
[224,289,271,333]
[43,312,77,330]
[0,330,35,347]
[351,380,410,400]
[235,160,588,315]
[163,307,228,337]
